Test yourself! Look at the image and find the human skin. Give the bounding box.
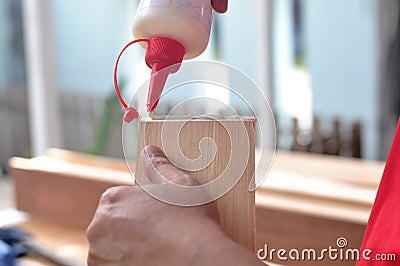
[86,145,263,266]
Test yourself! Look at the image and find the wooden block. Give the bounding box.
[134,116,256,251]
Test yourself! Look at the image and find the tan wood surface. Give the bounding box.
[16,216,88,266]
[45,148,129,172]
[7,148,385,265]
[257,151,383,223]
[9,155,133,230]
[255,152,383,265]
[134,117,256,251]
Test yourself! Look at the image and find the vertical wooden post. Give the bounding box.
[135,117,256,251]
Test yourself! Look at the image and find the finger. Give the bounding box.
[211,0,228,13]
[141,145,200,186]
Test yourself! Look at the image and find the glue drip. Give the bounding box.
[114,37,185,123]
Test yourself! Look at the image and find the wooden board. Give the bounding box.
[8,148,384,265]
[134,117,256,251]
[17,216,88,266]
[9,155,132,229]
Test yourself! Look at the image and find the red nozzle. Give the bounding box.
[145,37,185,112]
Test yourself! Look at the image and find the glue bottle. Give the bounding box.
[114,0,213,122]
[132,0,213,113]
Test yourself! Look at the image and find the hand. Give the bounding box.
[87,145,263,266]
[212,0,228,13]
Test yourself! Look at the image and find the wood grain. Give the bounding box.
[134,117,256,251]
[17,216,88,266]
[9,155,132,229]
[8,148,384,265]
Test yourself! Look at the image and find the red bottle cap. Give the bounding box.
[145,37,185,112]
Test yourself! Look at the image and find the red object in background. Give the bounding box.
[357,119,400,265]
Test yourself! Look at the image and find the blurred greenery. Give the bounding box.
[87,79,126,155]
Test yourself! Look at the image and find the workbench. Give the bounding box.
[7,149,384,265]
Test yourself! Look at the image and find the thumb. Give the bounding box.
[140,145,200,186]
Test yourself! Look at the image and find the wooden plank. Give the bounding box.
[8,148,384,263]
[259,150,384,189]
[45,148,128,172]
[9,149,382,224]
[134,117,256,251]
[17,216,88,266]
[9,156,132,229]
[256,205,365,265]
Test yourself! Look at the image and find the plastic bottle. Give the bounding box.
[132,0,213,59]
[113,0,213,122]
[132,0,213,113]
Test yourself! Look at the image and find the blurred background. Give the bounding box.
[0,0,399,172]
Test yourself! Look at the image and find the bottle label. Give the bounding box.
[175,0,212,30]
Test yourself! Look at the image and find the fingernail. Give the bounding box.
[143,145,165,158]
